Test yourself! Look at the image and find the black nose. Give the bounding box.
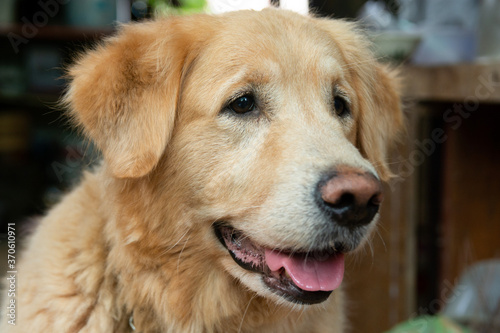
[316,167,383,228]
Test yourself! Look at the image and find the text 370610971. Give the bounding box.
[6,223,16,325]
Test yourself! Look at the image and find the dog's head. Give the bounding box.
[65,9,402,307]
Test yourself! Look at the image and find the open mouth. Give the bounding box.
[214,223,346,305]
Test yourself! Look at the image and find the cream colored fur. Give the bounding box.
[1,9,402,332]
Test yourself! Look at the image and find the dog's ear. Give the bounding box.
[356,64,403,181]
[315,19,403,181]
[64,19,204,178]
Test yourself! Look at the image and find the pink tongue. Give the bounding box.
[265,249,344,292]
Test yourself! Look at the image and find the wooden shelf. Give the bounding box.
[0,24,114,41]
[404,62,500,104]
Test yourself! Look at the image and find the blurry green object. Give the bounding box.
[369,31,422,63]
[150,0,206,16]
[386,315,471,333]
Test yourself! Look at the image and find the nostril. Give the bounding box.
[369,192,384,207]
[325,192,355,210]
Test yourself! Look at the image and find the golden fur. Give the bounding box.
[2,9,402,332]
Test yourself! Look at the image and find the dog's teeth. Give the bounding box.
[284,270,291,279]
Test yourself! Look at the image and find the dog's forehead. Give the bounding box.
[182,11,350,107]
[175,10,369,121]
[207,10,345,72]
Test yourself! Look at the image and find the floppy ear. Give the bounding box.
[315,18,403,181]
[64,19,199,178]
[356,64,403,181]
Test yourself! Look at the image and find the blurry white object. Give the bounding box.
[207,0,270,14]
[477,0,500,59]
[207,0,308,15]
[280,0,308,15]
[443,260,500,329]
[411,0,479,65]
[358,1,396,31]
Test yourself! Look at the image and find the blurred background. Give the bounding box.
[0,0,499,332]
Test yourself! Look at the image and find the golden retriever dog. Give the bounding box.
[2,8,402,333]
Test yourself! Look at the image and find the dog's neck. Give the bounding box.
[107,225,278,331]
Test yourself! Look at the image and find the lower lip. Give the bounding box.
[262,274,333,304]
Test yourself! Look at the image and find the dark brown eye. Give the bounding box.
[334,96,350,117]
[229,94,255,114]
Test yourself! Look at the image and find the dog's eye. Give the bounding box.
[229,95,255,114]
[334,96,350,117]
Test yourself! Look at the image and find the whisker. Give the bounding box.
[238,294,257,333]
[176,234,191,273]
[375,228,387,252]
[157,229,190,258]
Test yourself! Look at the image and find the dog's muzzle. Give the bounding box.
[214,166,383,305]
